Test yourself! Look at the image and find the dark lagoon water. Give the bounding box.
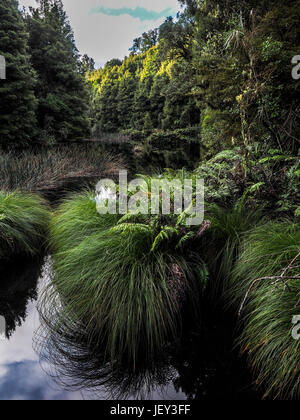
[0,256,262,401]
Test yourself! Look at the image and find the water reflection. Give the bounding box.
[35,281,185,400]
[0,257,261,400]
[35,273,261,400]
[0,257,43,339]
[0,257,85,400]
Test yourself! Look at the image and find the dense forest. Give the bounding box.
[0,0,300,401]
[88,0,300,155]
[0,0,299,212]
[0,0,298,208]
[0,0,89,144]
[1,0,299,152]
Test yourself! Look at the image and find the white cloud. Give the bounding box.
[19,0,180,67]
[0,299,38,365]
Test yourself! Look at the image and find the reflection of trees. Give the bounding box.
[35,285,262,400]
[34,286,177,399]
[169,310,263,401]
[0,256,44,338]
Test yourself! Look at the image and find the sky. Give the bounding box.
[19,0,180,68]
[0,258,186,400]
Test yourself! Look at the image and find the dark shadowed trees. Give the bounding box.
[26,0,89,142]
[0,0,37,145]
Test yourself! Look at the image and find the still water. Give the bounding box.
[0,257,261,400]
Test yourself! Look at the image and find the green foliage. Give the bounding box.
[261,36,283,62]
[25,0,89,141]
[230,221,300,399]
[0,0,37,144]
[247,149,300,215]
[194,148,244,204]
[0,191,49,258]
[49,192,119,253]
[87,0,300,163]
[200,109,238,159]
[50,188,207,365]
[143,112,153,130]
[193,146,300,215]
[130,29,159,54]
[0,144,120,191]
[88,24,200,134]
[87,0,300,161]
[201,198,264,298]
[208,199,263,243]
[151,226,180,252]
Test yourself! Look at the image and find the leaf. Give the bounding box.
[176,231,195,249]
[248,182,265,193]
[110,223,151,235]
[151,226,179,252]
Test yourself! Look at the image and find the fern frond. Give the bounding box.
[176,231,196,249]
[110,223,151,236]
[151,226,180,252]
[117,212,148,225]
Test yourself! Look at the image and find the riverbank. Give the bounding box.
[0,140,299,399]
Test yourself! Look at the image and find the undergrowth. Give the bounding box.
[0,191,50,259]
[230,221,300,399]
[49,191,208,365]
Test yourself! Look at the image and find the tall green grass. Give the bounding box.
[0,145,122,191]
[230,220,300,399]
[203,199,264,298]
[49,192,206,365]
[35,285,174,399]
[0,191,50,259]
[49,191,119,253]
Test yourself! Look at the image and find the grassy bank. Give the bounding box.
[0,191,50,259]
[48,190,208,365]
[229,221,300,399]
[46,162,300,398]
[0,143,123,192]
[0,141,295,398]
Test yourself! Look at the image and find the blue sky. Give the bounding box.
[19,0,180,68]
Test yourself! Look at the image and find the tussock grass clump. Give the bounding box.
[0,191,50,259]
[50,192,206,365]
[231,221,300,399]
[35,285,175,399]
[203,199,264,296]
[49,192,119,253]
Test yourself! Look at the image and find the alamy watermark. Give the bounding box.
[292,56,300,80]
[0,316,6,340]
[94,171,204,226]
[292,315,300,340]
[0,55,6,80]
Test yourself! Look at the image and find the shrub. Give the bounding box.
[204,199,264,295]
[230,220,300,399]
[0,191,50,259]
[49,192,119,253]
[50,191,208,365]
[193,147,300,216]
[193,148,245,205]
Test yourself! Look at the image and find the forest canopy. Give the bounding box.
[0,0,299,157]
[87,0,300,158]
